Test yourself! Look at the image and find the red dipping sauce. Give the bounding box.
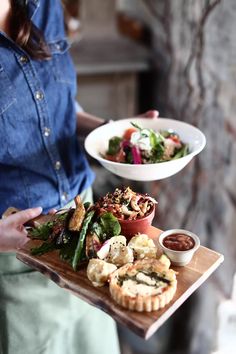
[163,233,195,251]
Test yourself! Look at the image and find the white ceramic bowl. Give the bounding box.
[158,229,200,266]
[84,117,206,181]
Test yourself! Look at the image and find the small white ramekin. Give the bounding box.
[158,229,200,266]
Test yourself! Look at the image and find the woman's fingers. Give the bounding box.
[4,207,43,227]
[0,207,42,252]
[48,208,57,215]
[138,110,159,119]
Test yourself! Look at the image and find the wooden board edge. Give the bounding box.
[144,254,224,339]
[198,245,223,256]
[16,251,147,337]
[16,248,224,340]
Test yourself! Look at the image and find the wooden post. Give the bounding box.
[80,0,119,39]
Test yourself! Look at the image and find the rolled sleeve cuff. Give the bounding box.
[75,101,84,113]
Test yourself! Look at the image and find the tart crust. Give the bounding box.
[109,258,177,312]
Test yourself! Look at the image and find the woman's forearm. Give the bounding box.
[76,109,159,136]
[77,111,106,136]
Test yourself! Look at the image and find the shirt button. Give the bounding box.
[20,56,28,64]
[61,192,69,201]
[43,127,51,137]
[55,43,61,50]
[35,91,44,101]
[54,161,61,170]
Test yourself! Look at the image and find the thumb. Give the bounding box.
[4,207,43,227]
[144,110,159,118]
[139,110,159,119]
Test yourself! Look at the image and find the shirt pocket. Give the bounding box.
[48,38,77,86]
[0,62,17,116]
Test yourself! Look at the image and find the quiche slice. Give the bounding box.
[109,258,177,312]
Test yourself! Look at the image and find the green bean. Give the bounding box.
[72,210,95,270]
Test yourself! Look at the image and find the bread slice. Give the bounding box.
[109,258,177,312]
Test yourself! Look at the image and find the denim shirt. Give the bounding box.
[0,0,94,215]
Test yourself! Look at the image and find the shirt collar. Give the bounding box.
[27,0,40,19]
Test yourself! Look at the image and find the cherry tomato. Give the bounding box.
[105,149,126,163]
[123,127,137,140]
[169,135,180,144]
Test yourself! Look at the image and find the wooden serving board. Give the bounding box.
[16,225,224,340]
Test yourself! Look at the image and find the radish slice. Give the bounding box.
[97,236,127,259]
[131,146,142,164]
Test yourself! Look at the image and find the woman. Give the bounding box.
[0,207,42,251]
[0,1,158,353]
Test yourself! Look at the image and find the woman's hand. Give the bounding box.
[138,110,159,119]
[77,109,159,136]
[0,207,42,252]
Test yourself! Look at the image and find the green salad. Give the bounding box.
[104,122,189,164]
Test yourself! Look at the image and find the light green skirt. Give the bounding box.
[0,188,120,354]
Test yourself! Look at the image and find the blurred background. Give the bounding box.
[63,1,236,353]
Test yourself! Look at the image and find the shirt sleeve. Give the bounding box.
[75,101,84,113]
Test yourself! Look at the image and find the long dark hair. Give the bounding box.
[10,0,51,60]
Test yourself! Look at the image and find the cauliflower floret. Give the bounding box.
[97,236,134,267]
[87,259,117,287]
[106,243,134,266]
[128,233,157,260]
[97,236,126,260]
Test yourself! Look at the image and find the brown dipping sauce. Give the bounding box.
[163,233,195,251]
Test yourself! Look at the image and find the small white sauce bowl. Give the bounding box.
[158,229,200,266]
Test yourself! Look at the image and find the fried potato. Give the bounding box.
[69,195,86,231]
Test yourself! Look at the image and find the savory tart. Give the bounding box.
[109,258,177,312]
